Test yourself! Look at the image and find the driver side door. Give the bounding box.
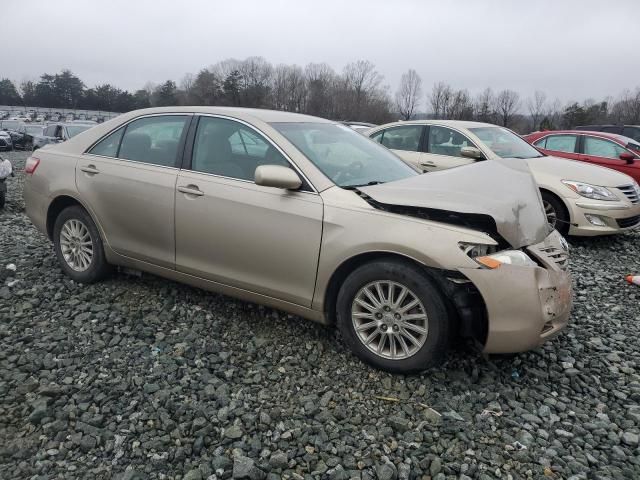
[175,115,323,307]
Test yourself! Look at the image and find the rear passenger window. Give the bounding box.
[192,116,289,181]
[378,125,423,152]
[88,128,124,157]
[118,116,188,167]
[544,135,577,153]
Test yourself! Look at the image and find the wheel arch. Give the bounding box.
[46,195,95,240]
[539,187,571,223]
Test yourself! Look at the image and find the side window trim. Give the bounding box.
[186,114,318,193]
[84,114,192,169]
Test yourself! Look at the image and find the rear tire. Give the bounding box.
[53,205,111,283]
[336,259,450,373]
[541,191,569,236]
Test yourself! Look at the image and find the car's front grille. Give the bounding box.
[616,215,640,229]
[618,184,640,204]
[536,245,570,271]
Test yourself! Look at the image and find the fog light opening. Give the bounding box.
[585,214,607,227]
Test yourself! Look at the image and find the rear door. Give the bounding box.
[579,134,639,180]
[174,115,323,306]
[77,114,190,268]
[370,125,426,171]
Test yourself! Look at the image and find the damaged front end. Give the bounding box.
[359,158,551,249]
[358,159,572,352]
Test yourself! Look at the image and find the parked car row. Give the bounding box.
[0,120,94,151]
[363,121,640,236]
[0,109,111,123]
[23,106,573,372]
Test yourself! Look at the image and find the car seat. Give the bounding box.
[120,132,152,162]
[197,133,244,179]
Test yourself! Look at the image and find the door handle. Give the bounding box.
[177,185,204,196]
[80,165,99,175]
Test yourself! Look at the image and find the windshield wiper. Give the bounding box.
[343,181,385,189]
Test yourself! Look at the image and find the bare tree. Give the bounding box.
[429,82,453,119]
[342,60,383,119]
[395,69,422,120]
[305,63,337,118]
[496,89,520,127]
[447,89,473,120]
[475,88,496,123]
[527,90,547,131]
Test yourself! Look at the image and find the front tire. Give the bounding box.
[53,206,111,283]
[541,191,569,236]
[336,259,450,373]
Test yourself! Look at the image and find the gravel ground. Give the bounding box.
[1,149,640,480]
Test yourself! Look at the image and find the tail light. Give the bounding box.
[25,156,40,174]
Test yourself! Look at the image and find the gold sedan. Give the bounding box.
[23,107,572,372]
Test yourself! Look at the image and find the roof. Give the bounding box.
[526,129,639,145]
[375,119,498,129]
[117,106,334,124]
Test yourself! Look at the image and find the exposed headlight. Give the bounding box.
[461,243,537,269]
[562,180,618,201]
[458,242,495,258]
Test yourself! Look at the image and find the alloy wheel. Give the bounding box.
[351,281,428,360]
[59,219,93,272]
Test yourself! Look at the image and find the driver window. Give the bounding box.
[192,116,289,181]
[583,136,626,159]
[428,126,475,157]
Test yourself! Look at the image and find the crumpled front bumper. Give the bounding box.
[459,231,573,353]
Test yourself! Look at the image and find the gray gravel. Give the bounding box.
[1,149,640,479]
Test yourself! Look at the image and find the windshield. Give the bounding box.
[470,126,544,159]
[66,125,90,137]
[271,122,417,187]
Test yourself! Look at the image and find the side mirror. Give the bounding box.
[254,165,302,190]
[620,152,636,164]
[460,146,486,160]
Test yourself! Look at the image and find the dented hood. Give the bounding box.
[359,159,550,249]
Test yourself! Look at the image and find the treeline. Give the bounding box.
[419,82,640,132]
[1,57,640,132]
[0,58,393,123]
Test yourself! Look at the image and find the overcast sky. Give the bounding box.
[7,0,639,104]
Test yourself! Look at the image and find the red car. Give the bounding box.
[523,130,640,183]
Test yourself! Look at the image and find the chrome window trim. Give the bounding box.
[78,153,181,171]
[194,113,319,194]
